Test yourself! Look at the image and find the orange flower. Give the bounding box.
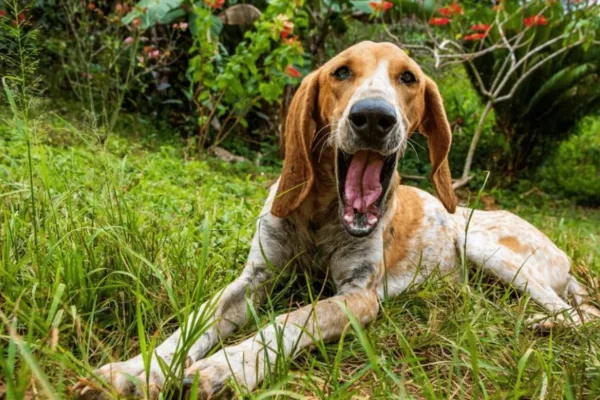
[492,4,504,11]
[369,1,393,12]
[465,32,487,40]
[132,17,141,28]
[204,0,225,9]
[88,2,96,10]
[282,35,303,52]
[524,15,547,27]
[280,20,294,39]
[429,17,450,26]
[438,2,462,17]
[448,2,463,15]
[471,23,490,32]
[286,65,302,78]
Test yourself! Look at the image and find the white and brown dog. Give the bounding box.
[74,41,599,399]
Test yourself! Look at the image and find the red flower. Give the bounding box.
[471,23,490,32]
[369,1,393,12]
[286,65,302,78]
[18,13,26,22]
[439,7,452,16]
[524,15,547,27]
[438,2,462,17]
[448,2,463,15]
[429,17,450,26]
[465,32,487,40]
[204,0,225,9]
[0,10,7,17]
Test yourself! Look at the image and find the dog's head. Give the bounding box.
[272,41,457,237]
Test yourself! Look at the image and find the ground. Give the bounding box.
[1,110,600,399]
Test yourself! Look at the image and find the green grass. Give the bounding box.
[1,109,600,399]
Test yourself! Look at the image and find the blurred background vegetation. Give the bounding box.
[1,0,599,204]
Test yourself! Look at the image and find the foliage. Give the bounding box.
[426,0,600,176]
[0,1,41,113]
[538,115,600,205]
[38,0,186,140]
[186,0,306,156]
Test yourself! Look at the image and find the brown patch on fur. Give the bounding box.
[418,78,457,213]
[271,71,320,218]
[499,236,528,254]
[384,185,425,273]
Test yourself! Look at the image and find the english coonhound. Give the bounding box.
[75,41,599,399]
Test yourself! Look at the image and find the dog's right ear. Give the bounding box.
[271,70,320,218]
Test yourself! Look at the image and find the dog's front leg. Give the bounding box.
[183,238,383,398]
[74,187,300,399]
[183,288,379,397]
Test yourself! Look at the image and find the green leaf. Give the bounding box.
[122,0,185,29]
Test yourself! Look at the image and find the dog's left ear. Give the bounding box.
[419,77,457,213]
[271,70,320,218]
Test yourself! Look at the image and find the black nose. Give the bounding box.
[349,98,397,139]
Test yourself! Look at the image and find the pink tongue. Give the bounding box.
[344,150,384,213]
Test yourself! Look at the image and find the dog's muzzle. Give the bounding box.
[336,98,400,237]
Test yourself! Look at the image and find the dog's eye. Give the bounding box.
[333,66,351,81]
[400,71,416,84]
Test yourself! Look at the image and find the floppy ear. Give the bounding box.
[419,77,457,213]
[271,70,320,218]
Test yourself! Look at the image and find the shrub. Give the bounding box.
[538,116,600,206]
[425,0,600,178]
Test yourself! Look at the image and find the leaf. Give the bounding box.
[351,1,374,14]
[122,0,185,29]
[211,15,223,37]
[525,63,597,114]
[219,4,262,26]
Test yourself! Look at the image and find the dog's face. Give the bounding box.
[318,42,427,236]
[272,42,457,237]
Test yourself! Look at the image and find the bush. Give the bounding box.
[538,116,600,205]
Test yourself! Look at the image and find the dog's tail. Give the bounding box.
[568,277,600,318]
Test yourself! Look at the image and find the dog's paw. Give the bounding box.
[526,313,556,331]
[72,360,143,399]
[182,344,256,399]
[72,359,167,400]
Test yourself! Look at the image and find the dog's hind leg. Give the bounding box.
[74,185,304,399]
[453,207,599,329]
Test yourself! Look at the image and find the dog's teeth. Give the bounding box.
[368,215,378,225]
[344,214,354,223]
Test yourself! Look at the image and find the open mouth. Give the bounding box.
[336,149,398,237]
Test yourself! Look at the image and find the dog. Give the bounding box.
[74,41,600,399]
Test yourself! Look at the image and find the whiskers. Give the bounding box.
[312,119,341,163]
[406,135,424,162]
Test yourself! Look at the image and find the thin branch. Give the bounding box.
[495,36,585,103]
